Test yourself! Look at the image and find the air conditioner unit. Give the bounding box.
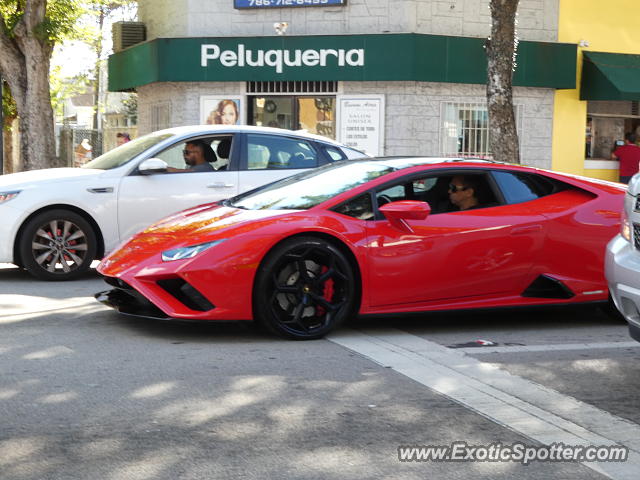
[112,22,146,53]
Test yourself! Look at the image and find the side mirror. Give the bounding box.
[138,158,168,175]
[379,200,431,233]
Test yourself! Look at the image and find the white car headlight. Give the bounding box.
[621,206,631,242]
[0,190,21,204]
[161,239,226,262]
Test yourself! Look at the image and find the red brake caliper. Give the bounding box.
[318,266,334,316]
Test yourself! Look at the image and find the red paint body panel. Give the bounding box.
[366,203,546,307]
[97,160,626,322]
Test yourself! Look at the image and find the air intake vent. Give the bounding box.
[156,278,215,312]
[522,275,575,299]
[112,22,146,53]
[247,81,338,94]
[632,101,639,116]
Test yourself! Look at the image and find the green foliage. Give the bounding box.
[37,0,83,43]
[122,94,137,123]
[2,81,17,129]
[0,0,84,44]
[50,65,90,117]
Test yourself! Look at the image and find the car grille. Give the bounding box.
[634,223,640,250]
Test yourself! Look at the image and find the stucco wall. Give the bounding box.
[139,0,558,42]
[135,0,557,168]
[553,0,640,176]
[138,81,554,168]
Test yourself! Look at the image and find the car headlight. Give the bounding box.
[621,206,631,242]
[161,239,226,262]
[0,190,21,204]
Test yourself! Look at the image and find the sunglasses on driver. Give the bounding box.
[448,183,469,193]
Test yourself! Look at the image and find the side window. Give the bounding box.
[377,184,407,206]
[211,136,233,161]
[323,145,345,162]
[154,142,187,169]
[246,134,319,170]
[343,147,368,159]
[412,178,437,194]
[376,176,449,211]
[153,136,230,171]
[492,171,544,204]
[332,193,374,220]
[248,144,270,169]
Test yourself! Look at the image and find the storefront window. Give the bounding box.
[441,102,490,157]
[440,102,521,158]
[250,96,336,139]
[586,102,640,159]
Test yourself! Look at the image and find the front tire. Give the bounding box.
[253,236,356,340]
[19,209,97,281]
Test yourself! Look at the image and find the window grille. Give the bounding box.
[151,103,171,131]
[247,81,338,94]
[440,102,522,158]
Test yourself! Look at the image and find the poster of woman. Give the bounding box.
[200,96,244,125]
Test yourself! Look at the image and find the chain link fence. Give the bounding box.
[58,126,103,167]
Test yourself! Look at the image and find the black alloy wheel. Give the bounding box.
[254,236,356,340]
[19,209,97,281]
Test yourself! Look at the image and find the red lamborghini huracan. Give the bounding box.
[96,157,625,339]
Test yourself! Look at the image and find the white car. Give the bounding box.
[0,125,366,280]
[605,174,640,341]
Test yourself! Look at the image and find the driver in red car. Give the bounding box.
[448,175,480,211]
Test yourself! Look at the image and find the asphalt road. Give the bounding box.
[1,264,639,480]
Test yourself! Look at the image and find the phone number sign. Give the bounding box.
[234,0,346,8]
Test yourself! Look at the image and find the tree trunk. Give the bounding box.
[486,0,520,164]
[2,127,14,174]
[0,0,58,171]
[17,46,59,170]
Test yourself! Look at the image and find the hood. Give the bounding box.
[0,168,103,189]
[144,203,296,238]
[99,204,297,273]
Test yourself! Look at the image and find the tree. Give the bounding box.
[486,0,520,164]
[0,0,80,170]
[50,66,90,118]
[82,1,136,129]
[2,79,17,173]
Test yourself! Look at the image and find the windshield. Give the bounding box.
[81,132,175,170]
[229,160,396,210]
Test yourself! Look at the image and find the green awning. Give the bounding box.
[581,51,640,101]
[108,34,576,92]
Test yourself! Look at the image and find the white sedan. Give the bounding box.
[0,125,366,280]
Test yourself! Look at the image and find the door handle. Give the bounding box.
[207,182,235,188]
[511,224,542,235]
[86,187,114,194]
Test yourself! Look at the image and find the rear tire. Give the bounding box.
[19,209,97,281]
[253,236,356,340]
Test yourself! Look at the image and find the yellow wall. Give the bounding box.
[557,0,640,53]
[584,169,619,182]
[552,0,640,177]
